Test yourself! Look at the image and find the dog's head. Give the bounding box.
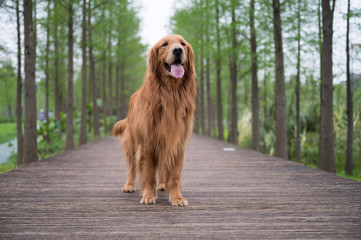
[148,35,194,80]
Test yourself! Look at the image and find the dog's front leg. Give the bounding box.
[166,148,188,206]
[138,146,157,204]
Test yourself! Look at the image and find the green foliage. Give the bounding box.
[0,123,17,144]
[0,152,17,174]
[238,109,252,148]
[0,61,16,121]
[37,117,65,159]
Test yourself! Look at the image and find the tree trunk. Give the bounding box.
[108,62,113,122]
[65,1,74,150]
[199,43,205,135]
[263,69,268,151]
[229,1,238,145]
[215,0,224,141]
[272,0,288,159]
[45,0,50,130]
[295,0,301,162]
[319,0,336,173]
[206,46,211,136]
[115,31,121,120]
[318,0,323,162]
[250,0,260,151]
[23,0,38,164]
[205,0,212,136]
[345,0,353,175]
[16,0,23,165]
[102,51,107,132]
[88,0,100,139]
[79,0,87,145]
[54,1,60,122]
[7,105,12,123]
[115,63,120,119]
[194,93,200,134]
[108,32,113,131]
[194,51,200,134]
[244,79,249,108]
[120,62,125,118]
[33,0,36,61]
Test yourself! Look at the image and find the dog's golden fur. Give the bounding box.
[113,35,196,206]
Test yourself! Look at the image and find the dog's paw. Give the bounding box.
[157,183,166,191]
[170,195,188,206]
[140,194,157,204]
[122,184,135,193]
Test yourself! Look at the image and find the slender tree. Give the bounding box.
[263,68,268,142]
[54,1,61,122]
[229,0,238,145]
[205,0,212,136]
[317,0,322,162]
[215,0,223,140]
[120,62,125,117]
[199,47,205,133]
[65,0,74,150]
[319,0,336,173]
[345,0,353,175]
[199,0,205,135]
[88,0,100,139]
[102,50,107,132]
[45,0,50,128]
[79,0,87,145]
[250,0,260,151]
[108,34,113,131]
[16,0,23,165]
[295,0,301,162]
[104,9,114,132]
[272,0,288,159]
[33,0,36,61]
[115,9,122,120]
[23,0,38,164]
[115,62,120,119]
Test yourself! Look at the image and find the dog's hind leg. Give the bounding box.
[122,137,136,193]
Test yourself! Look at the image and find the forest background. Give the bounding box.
[0,0,360,180]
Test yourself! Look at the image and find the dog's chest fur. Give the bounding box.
[152,86,192,143]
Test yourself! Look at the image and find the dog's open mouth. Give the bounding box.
[164,62,184,79]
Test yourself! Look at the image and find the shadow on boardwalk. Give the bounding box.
[0,134,360,239]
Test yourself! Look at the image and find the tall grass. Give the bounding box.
[0,123,17,144]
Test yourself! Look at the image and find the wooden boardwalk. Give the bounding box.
[0,134,360,239]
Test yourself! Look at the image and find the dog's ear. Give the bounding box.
[185,42,195,76]
[148,46,158,74]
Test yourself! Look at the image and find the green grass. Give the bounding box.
[338,172,361,181]
[0,152,17,173]
[0,122,17,144]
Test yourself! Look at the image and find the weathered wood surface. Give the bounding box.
[0,134,360,239]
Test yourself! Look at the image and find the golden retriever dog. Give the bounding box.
[113,35,196,206]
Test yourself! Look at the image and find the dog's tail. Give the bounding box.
[113,119,127,137]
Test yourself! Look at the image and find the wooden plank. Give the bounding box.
[0,134,360,239]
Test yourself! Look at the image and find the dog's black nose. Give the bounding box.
[173,47,183,56]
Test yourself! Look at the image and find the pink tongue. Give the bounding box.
[171,64,184,79]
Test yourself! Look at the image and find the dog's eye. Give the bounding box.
[162,42,168,47]
[181,41,185,46]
